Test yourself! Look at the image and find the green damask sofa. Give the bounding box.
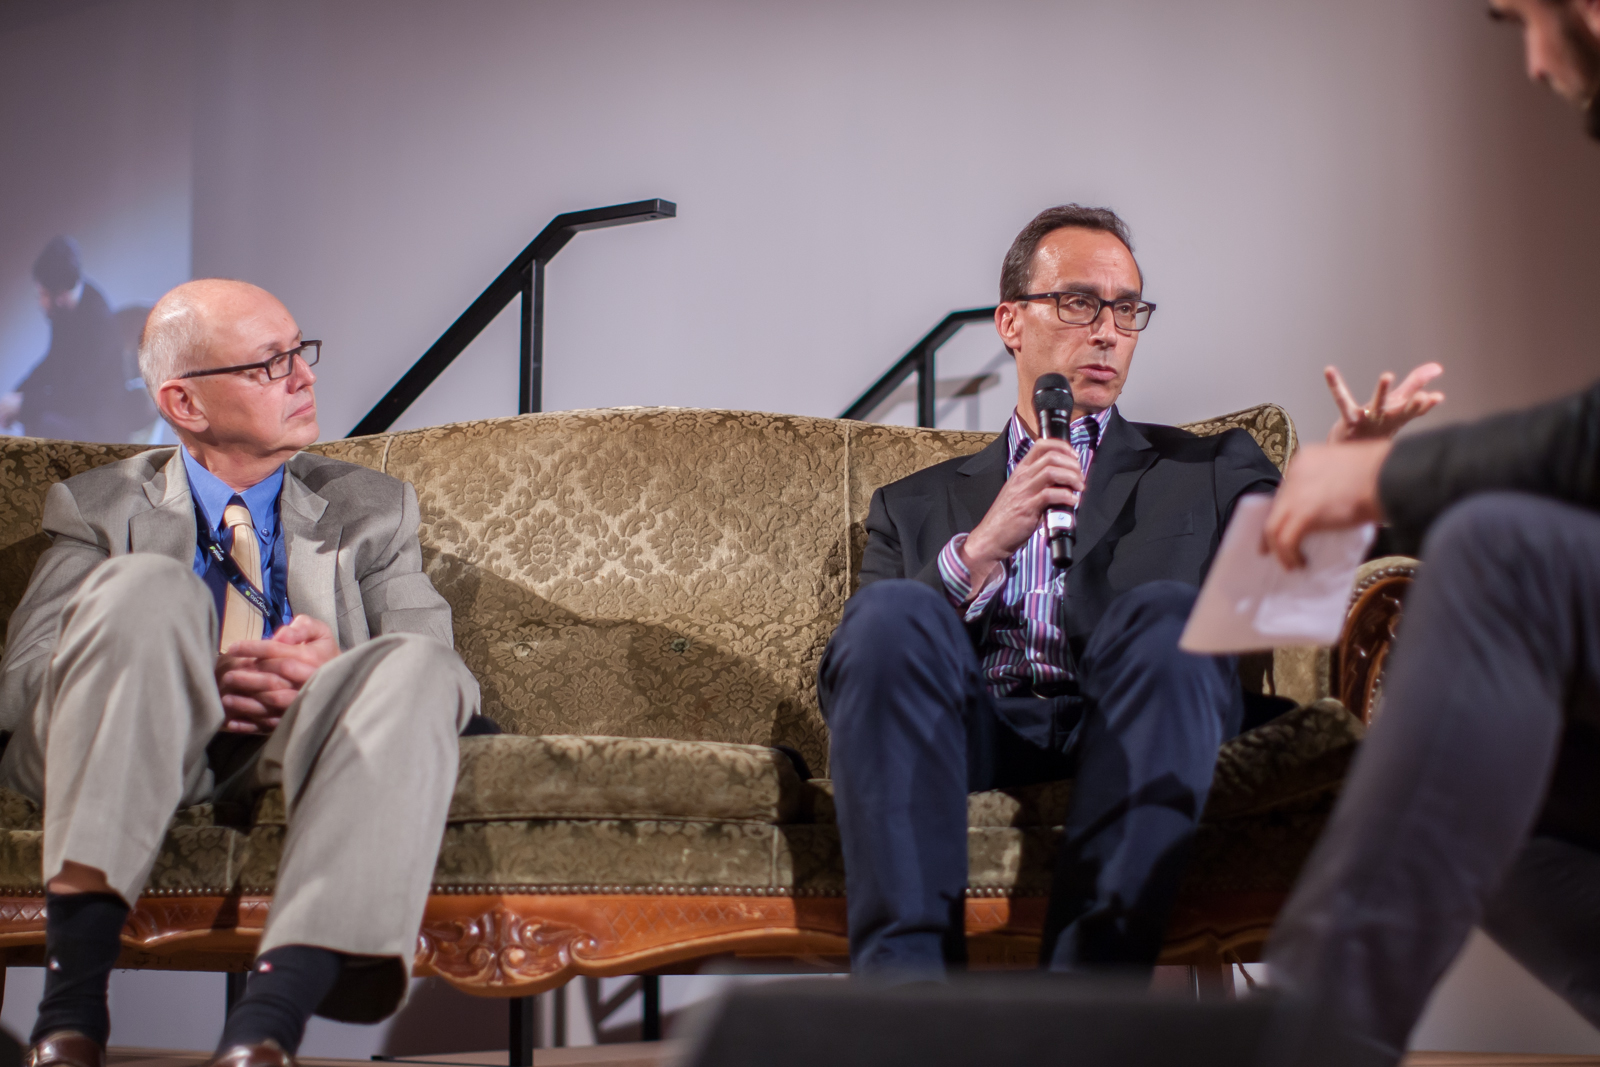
[0,406,1402,997]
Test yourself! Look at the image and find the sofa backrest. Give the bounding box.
[0,405,1294,775]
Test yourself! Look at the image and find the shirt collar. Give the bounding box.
[180,447,285,539]
[1005,405,1114,473]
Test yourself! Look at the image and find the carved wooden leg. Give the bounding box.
[552,985,568,1047]
[642,975,662,1040]
[225,970,247,1015]
[1193,962,1234,1000]
[509,998,535,1066]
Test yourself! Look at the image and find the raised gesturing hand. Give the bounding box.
[1324,363,1444,443]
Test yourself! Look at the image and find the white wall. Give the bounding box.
[184,0,1600,443]
[0,0,193,398]
[8,0,1600,437]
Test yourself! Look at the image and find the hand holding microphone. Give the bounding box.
[1032,373,1080,567]
[957,373,1086,594]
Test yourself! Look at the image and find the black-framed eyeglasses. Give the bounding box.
[1015,292,1156,332]
[179,340,321,382]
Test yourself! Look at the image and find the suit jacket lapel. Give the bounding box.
[1072,409,1157,563]
[129,449,198,562]
[950,433,1009,532]
[281,457,338,631]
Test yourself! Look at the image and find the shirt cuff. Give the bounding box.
[937,533,1006,621]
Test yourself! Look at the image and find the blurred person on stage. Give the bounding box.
[1,236,155,443]
[1260,3,1600,1062]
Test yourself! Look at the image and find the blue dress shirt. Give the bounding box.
[181,448,292,637]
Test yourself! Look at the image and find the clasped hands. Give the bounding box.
[215,614,339,734]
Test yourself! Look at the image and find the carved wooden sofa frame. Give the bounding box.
[0,408,1416,1004]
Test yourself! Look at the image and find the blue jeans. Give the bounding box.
[818,578,1242,979]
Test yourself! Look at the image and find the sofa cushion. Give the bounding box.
[449,735,803,823]
[802,698,1362,830]
[802,779,1076,829]
[252,735,806,827]
[0,733,808,834]
[0,700,1358,896]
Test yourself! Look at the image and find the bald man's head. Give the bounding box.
[140,279,319,476]
[137,279,285,395]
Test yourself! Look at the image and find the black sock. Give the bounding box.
[218,945,342,1055]
[32,891,129,1047]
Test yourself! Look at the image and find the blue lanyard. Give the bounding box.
[194,501,289,628]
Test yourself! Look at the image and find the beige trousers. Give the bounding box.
[0,554,478,1017]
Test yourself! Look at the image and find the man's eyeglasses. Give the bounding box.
[1014,292,1156,332]
[179,340,321,382]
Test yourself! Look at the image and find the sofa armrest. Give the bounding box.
[1334,555,1420,724]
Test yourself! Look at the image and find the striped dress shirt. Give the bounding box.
[936,407,1111,697]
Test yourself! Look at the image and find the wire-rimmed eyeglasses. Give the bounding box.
[179,340,321,381]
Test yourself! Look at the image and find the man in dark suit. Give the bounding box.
[820,205,1286,980]
[1258,3,1600,1061]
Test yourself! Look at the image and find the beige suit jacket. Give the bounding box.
[0,447,453,732]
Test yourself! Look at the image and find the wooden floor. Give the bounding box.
[102,1047,1600,1067]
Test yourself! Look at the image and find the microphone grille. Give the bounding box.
[1032,373,1073,412]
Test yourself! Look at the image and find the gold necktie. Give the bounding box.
[218,502,264,652]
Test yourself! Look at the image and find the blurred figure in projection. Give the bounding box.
[1,236,153,442]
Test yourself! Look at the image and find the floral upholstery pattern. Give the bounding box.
[1180,405,1297,470]
[0,438,145,628]
[0,405,1346,909]
[1204,699,1364,820]
[448,734,805,823]
[803,778,1078,830]
[381,410,849,775]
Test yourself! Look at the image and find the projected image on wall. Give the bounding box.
[0,236,160,444]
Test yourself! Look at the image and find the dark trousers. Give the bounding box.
[818,578,1242,979]
[1265,493,1600,1066]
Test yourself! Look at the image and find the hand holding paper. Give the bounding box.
[1179,494,1374,654]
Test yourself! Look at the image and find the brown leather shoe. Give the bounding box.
[24,1032,104,1067]
[206,1042,295,1067]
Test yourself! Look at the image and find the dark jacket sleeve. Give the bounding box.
[857,487,904,591]
[858,486,958,596]
[1378,381,1600,554]
[1214,427,1282,528]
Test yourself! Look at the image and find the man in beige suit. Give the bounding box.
[0,279,481,1067]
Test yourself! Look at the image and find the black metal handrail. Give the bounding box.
[349,198,676,437]
[839,306,997,426]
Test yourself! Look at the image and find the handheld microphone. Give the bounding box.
[1032,372,1077,568]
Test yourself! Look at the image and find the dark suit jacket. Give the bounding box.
[857,409,1281,650]
[1380,379,1600,554]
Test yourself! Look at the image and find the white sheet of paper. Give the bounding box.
[1179,494,1375,654]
